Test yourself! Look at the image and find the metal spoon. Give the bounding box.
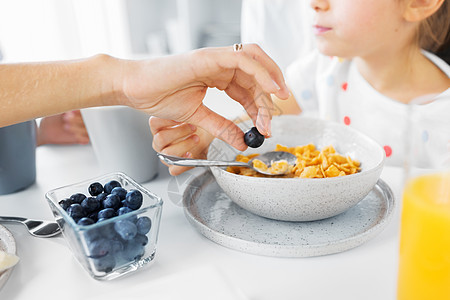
[0,216,61,238]
[157,151,297,175]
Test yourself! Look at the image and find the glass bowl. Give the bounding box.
[46,172,163,280]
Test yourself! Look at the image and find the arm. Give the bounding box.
[0,45,289,151]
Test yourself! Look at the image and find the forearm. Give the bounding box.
[0,54,123,127]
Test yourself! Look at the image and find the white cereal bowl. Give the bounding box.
[207,115,385,222]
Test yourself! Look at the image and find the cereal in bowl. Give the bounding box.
[227,144,360,178]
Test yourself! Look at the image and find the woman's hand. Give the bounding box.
[119,44,289,151]
[149,117,214,175]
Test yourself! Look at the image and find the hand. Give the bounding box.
[149,117,214,175]
[37,110,90,146]
[119,44,289,151]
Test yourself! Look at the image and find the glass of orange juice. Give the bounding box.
[397,95,450,300]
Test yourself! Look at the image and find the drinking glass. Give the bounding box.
[397,95,450,299]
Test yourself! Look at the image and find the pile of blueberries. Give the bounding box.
[58,180,152,273]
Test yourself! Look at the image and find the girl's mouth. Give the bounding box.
[313,25,332,35]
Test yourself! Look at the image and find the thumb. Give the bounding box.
[187,105,247,151]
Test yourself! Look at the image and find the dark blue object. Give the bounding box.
[81,197,101,213]
[93,254,116,273]
[244,127,265,148]
[111,187,127,200]
[122,240,145,261]
[88,238,112,258]
[103,194,121,210]
[125,190,143,210]
[58,198,73,211]
[77,217,95,226]
[67,204,85,220]
[88,182,104,196]
[97,208,115,220]
[117,206,133,216]
[114,220,137,241]
[104,180,121,194]
[96,192,108,203]
[70,193,87,204]
[136,216,152,235]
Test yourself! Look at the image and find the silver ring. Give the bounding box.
[233,43,243,52]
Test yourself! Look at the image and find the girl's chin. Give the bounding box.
[316,43,349,59]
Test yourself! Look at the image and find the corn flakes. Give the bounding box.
[226,143,360,178]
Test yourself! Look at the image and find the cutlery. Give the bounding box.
[157,151,297,175]
[0,216,60,238]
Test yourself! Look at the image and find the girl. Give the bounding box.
[150,0,450,175]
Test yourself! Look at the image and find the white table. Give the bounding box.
[0,144,404,300]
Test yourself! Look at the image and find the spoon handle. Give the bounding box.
[0,216,27,223]
[157,153,248,167]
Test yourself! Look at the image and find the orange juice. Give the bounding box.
[397,173,450,300]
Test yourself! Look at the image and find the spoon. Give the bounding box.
[0,216,61,238]
[157,151,297,176]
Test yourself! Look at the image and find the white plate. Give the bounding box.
[183,171,395,257]
[0,224,17,291]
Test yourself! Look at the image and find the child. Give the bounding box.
[37,110,90,146]
[150,0,450,175]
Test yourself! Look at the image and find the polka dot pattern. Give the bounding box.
[343,116,351,125]
[341,82,348,91]
[301,90,312,100]
[383,145,392,157]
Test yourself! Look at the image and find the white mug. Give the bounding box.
[81,106,159,183]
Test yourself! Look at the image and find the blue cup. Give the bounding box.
[0,120,37,195]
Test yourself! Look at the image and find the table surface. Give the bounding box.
[0,144,404,300]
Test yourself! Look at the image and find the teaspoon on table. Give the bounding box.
[157,151,297,176]
[0,216,61,238]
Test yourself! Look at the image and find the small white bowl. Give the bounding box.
[208,116,385,222]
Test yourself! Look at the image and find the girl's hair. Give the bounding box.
[419,0,450,64]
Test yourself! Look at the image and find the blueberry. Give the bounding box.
[87,238,112,258]
[104,180,121,194]
[92,254,116,273]
[125,190,143,210]
[103,194,121,210]
[98,222,117,239]
[117,207,133,216]
[87,212,99,222]
[81,196,101,213]
[111,187,127,200]
[97,208,115,220]
[136,216,152,235]
[88,182,104,196]
[134,234,148,246]
[110,239,125,254]
[77,217,95,226]
[122,240,145,261]
[244,127,265,148]
[114,220,137,241]
[67,204,85,220]
[69,193,87,204]
[96,192,108,203]
[58,198,73,210]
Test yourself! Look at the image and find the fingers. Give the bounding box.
[151,121,198,150]
[237,44,289,99]
[187,104,247,151]
[149,117,201,176]
[212,45,289,100]
[149,117,188,135]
